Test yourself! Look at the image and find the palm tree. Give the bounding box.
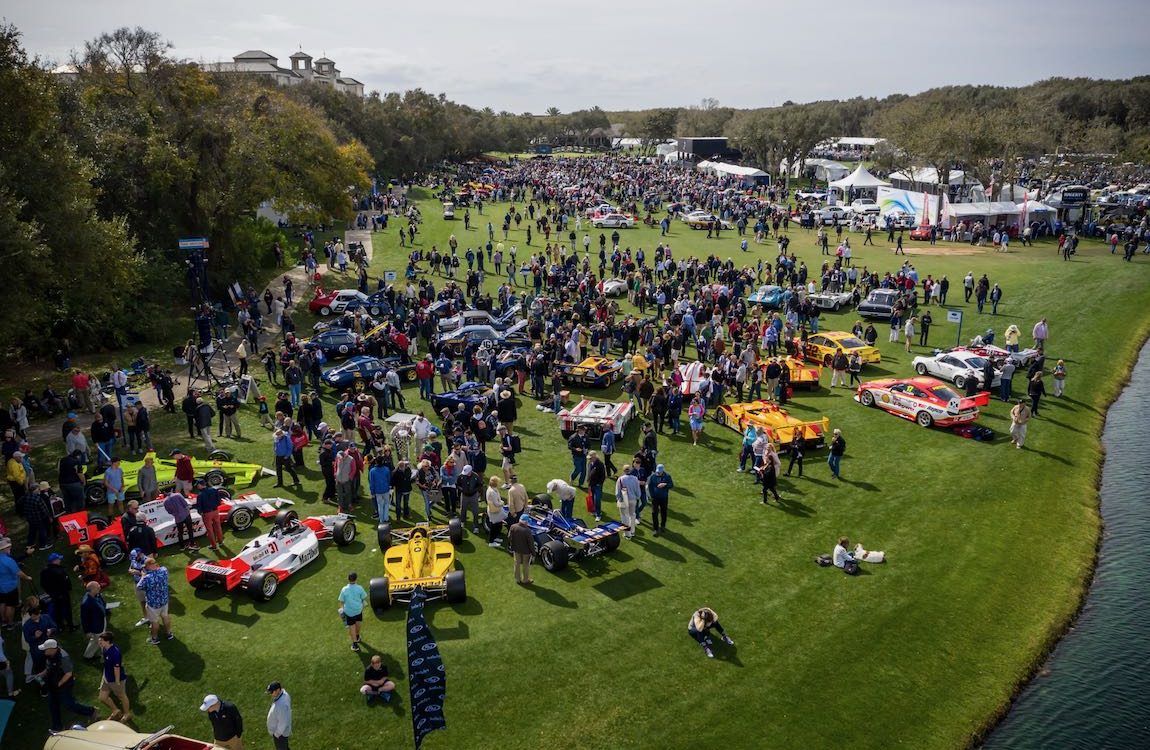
[546,107,561,117]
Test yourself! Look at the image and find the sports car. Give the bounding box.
[431,381,494,414]
[83,451,273,505]
[186,511,357,601]
[912,350,1000,389]
[714,402,830,451]
[492,347,530,377]
[515,500,624,572]
[308,288,371,317]
[762,357,822,389]
[684,212,732,230]
[747,285,786,308]
[557,399,634,438]
[369,520,465,610]
[350,290,394,317]
[953,344,1041,369]
[909,224,933,241]
[301,328,363,360]
[856,288,916,319]
[601,278,629,297]
[58,493,294,565]
[855,376,991,428]
[311,310,381,334]
[321,355,416,389]
[592,213,635,228]
[556,357,624,387]
[437,305,521,333]
[807,289,855,312]
[436,320,530,356]
[44,719,225,750]
[799,331,882,367]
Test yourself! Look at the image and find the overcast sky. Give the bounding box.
[6,0,1149,112]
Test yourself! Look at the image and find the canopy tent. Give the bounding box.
[829,164,890,190]
[946,201,1022,228]
[697,160,770,186]
[1017,199,1057,226]
[783,157,849,181]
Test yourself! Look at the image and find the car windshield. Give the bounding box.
[839,337,866,348]
[964,356,988,369]
[930,385,961,401]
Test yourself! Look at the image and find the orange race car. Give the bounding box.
[714,401,831,451]
[760,356,822,389]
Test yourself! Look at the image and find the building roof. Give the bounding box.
[315,57,334,64]
[289,50,312,59]
[337,77,364,85]
[234,50,276,60]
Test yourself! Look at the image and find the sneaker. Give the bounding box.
[134,618,149,628]
[352,643,361,652]
[488,541,501,548]
[723,636,735,645]
[704,646,714,658]
[166,632,175,640]
[147,638,161,645]
[736,467,744,473]
[472,527,480,534]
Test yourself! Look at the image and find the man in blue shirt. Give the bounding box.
[98,631,131,720]
[24,604,57,674]
[0,537,32,630]
[137,557,173,645]
[646,464,674,537]
[273,428,301,488]
[338,572,368,652]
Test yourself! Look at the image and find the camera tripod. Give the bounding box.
[185,340,235,393]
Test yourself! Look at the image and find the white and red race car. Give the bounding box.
[854,375,990,428]
[185,512,357,600]
[557,399,634,438]
[58,493,294,566]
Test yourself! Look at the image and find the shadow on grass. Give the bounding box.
[712,643,744,667]
[666,507,694,526]
[842,479,880,492]
[1025,448,1072,465]
[1040,416,1086,435]
[660,529,723,567]
[773,496,815,518]
[530,582,578,609]
[157,636,205,682]
[631,535,686,563]
[592,568,664,601]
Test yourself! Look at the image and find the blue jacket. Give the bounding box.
[80,592,108,634]
[647,471,674,501]
[368,465,392,495]
[274,433,294,458]
[600,429,615,454]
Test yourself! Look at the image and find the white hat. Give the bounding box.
[0,537,10,551]
[39,638,59,651]
[200,694,220,711]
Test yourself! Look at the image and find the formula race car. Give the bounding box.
[517,500,625,572]
[185,511,357,601]
[83,452,273,506]
[714,401,831,451]
[58,493,294,565]
[370,520,465,610]
[321,355,417,389]
[747,284,786,308]
[432,381,495,414]
[556,357,624,387]
[912,350,1001,389]
[43,719,226,750]
[798,331,882,367]
[557,399,634,438]
[855,376,991,428]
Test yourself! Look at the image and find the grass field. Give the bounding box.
[5,197,1150,750]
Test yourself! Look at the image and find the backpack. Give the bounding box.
[843,559,860,576]
[509,435,522,454]
[815,554,833,567]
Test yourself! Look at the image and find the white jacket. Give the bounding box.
[267,690,292,737]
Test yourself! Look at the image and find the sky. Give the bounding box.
[5,0,1150,113]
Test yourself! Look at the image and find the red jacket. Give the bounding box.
[415,360,434,380]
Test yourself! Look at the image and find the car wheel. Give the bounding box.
[714,409,727,426]
[96,537,126,566]
[445,570,466,603]
[915,363,928,376]
[90,516,111,531]
[448,517,464,546]
[208,449,232,461]
[189,560,215,590]
[369,576,391,611]
[204,470,226,489]
[602,533,621,553]
[404,368,417,382]
[85,483,107,506]
[916,411,935,428]
[377,523,392,549]
[338,345,349,355]
[319,306,332,316]
[333,518,357,546]
[274,509,299,528]
[539,540,570,572]
[860,390,876,407]
[247,570,279,601]
[953,375,966,389]
[369,306,382,316]
[228,506,255,531]
[832,303,841,312]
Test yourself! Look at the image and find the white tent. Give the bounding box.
[1017,199,1057,224]
[946,201,1022,227]
[697,161,770,186]
[829,164,891,190]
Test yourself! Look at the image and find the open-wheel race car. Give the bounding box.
[185,511,358,601]
[556,357,625,387]
[58,493,294,566]
[557,399,634,438]
[369,520,466,611]
[517,500,625,573]
[714,401,830,452]
[765,356,822,389]
[83,450,272,506]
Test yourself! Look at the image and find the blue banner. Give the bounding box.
[407,587,447,749]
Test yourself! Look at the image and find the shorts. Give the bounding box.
[0,588,18,607]
[107,490,125,504]
[502,456,513,469]
[135,588,147,604]
[344,612,363,625]
[100,676,128,698]
[146,604,169,622]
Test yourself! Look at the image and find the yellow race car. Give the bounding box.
[761,356,822,389]
[798,331,882,368]
[369,520,465,610]
[714,401,831,451]
[557,356,625,387]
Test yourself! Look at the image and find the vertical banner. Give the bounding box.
[407,588,447,749]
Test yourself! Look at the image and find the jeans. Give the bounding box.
[590,484,603,516]
[688,621,727,644]
[337,480,355,512]
[26,520,50,549]
[374,492,391,522]
[48,686,96,730]
[739,444,753,471]
[560,498,574,519]
[289,382,302,407]
[570,455,587,485]
[1000,380,1012,401]
[650,496,669,531]
[442,487,459,515]
[668,414,681,434]
[275,456,300,486]
[827,453,842,478]
[421,489,435,519]
[460,494,480,529]
[394,490,410,517]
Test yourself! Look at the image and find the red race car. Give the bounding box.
[854,376,990,428]
[308,288,371,317]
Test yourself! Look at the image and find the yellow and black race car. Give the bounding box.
[369,520,465,610]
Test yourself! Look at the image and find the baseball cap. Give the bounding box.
[266,681,282,694]
[47,552,64,563]
[39,638,59,651]
[656,464,665,473]
[0,537,11,551]
[200,695,220,711]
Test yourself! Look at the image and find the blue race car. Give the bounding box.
[492,347,530,378]
[431,381,494,414]
[322,355,416,389]
[345,291,393,318]
[301,329,363,360]
[747,284,786,308]
[436,320,530,356]
[514,500,625,572]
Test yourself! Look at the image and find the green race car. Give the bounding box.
[83,450,274,505]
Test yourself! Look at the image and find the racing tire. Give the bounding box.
[860,390,876,407]
[404,368,417,382]
[338,345,349,355]
[377,523,392,549]
[447,517,464,546]
[227,506,255,532]
[445,570,466,604]
[208,449,233,461]
[90,516,111,531]
[953,375,966,389]
[204,470,226,489]
[333,518,357,546]
[319,306,332,317]
[539,540,570,572]
[189,559,215,590]
[96,537,127,567]
[369,306,382,316]
[916,411,935,428]
[369,577,391,611]
[714,409,727,426]
[533,493,553,510]
[914,363,929,376]
[274,509,299,529]
[85,483,107,506]
[602,532,622,552]
[247,570,279,601]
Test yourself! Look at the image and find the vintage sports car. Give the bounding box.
[432,381,495,414]
[762,356,821,389]
[953,344,1041,368]
[600,278,629,297]
[855,376,990,428]
[517,500,624,572]
[369,520,465,610]
[308,288,371,316]
[909,224,933,241]
[714,402,830,451]
[807,289,855,312]
[322,355,416,389]
[912,350,1001,389]
[44,719,224,750]
[556,357,624,387]
[59,493,294,565]
[437,304,521,333]
[557,399,634,438]
[301,328,363,360]
[856,288,917,319]
[186,511,357,601]
[747,284,786,308]
[799,331,882,367]
[436,320,530,355]
[83,451,273,505]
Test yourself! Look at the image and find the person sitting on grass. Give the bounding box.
[687,607,734,659]
[833,537,857,571]
[361,654,396,705]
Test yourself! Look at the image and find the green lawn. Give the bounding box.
[5,200,1150,750]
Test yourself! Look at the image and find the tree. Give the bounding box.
[640,108,678,151]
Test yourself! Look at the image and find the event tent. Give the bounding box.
[697,160,770,186]
[1017,199,1057,221]
[946,201,1022,226]
[829,164,890,190]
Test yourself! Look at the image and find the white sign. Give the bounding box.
[946,310,963,324]
[384,271,397,282]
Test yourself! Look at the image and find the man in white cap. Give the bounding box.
[37,638,96,730]
[201,693,245,749]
